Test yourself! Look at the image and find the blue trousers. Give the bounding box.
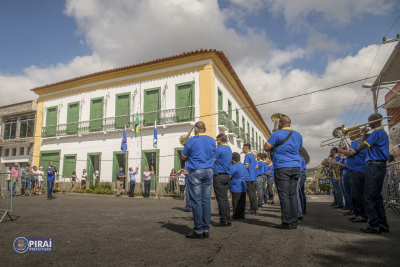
[340,169,353,210]
[188,168,213,234]
[185,177,192,211]
[332,177,344,207]
[47,180,54,198]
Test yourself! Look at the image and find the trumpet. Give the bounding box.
[179,126,198,146]
[320,116,394,147]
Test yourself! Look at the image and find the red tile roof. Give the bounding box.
[31,49,270,136]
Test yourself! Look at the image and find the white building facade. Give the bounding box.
[32,50,271,189]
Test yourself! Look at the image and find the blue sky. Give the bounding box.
[0,0,399,164]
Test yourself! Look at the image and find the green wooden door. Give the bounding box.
[218,89,223,124]
[143,88,160,127]
[236,110,240,136]
[90,98,104,132]
[66,102,79,135]
[87,154,94,187]
[175,82,194,122]
[115,93,130,129]
[174,148,184,172]
[141,150,159,190]
[45,107,57,137]
[112,152,128,182]
[39,151,61,182]
[63,154,77,178]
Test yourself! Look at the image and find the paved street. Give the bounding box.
[1,194,399,267]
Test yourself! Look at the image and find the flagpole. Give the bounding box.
[139,82,143,196]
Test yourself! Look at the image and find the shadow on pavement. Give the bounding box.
[158,221,192,236]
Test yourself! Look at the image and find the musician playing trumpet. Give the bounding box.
[357,113,390,234]
[329,147,344,209]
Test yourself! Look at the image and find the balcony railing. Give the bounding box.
[245,133,250,144]
[218,111,229,129]
[238,127,245,140]
[228,120,238,136]
[42,106,195,138]
[251,138,255,149]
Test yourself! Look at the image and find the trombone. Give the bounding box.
[179,126,199,146]
[320,116,394,147]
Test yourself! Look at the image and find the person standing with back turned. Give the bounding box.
[264,115,303,229]
[213,134,233,227]
[181,121,216,239]
[357,113,390,234]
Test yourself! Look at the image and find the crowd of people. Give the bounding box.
[321,113,391,234]
[181,116,306,239]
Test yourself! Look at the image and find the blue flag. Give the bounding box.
[153,120,158,148]
[121,126,127,153]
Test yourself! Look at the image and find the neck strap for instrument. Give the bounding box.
[275,130,294,148]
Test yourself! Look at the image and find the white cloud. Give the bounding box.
[0,0,396,166]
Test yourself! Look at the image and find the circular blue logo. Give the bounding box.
[14,237,29,253]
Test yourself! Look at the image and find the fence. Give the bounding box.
[155,176,182,198]
[0,172,14,223]
[384,162,400,213]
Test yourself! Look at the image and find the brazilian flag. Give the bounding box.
[134,111,140,137]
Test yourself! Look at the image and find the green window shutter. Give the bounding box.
[66,102,79,135]
[143,88,160,127]
[218,88,223,125]
[115,93,131,129]
[45,107,57,137]
[176,82,194,122]
[39,151,60,180]
[63,155,77,178]
[89,98,104,132]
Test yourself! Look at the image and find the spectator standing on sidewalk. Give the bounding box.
[143,166,154,198]
[129,167,138,197]
[116,167,126,197]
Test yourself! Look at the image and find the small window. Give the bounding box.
[26,147,30,155]
[4,149,9,157]
[19,147,24,155]
[12,148,17,156]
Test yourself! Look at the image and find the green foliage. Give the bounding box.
[309,185,316,192]
[319,184,331,192]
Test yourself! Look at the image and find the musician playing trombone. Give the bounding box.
[357,113,390,234]
[338,129,368,221]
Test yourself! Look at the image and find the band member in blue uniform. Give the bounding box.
[264,115,303,229]
[243,143,258,215]
[213,134,233,227]
[256,153,265,207]
[357,113,390,234]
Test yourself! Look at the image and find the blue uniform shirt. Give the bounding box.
[267,127,303,169]
[263,161,269,175]
[182,134,216,170]
[244,153,257,182]
[301,157,306,173]
[347,139,367,173]
[47,167,55,181]
[267,164,274,177]
[229,162,247,193]
[338,156,346,171]
[257,160,264,176]
[363,127,389,162]
[213,144,232,174]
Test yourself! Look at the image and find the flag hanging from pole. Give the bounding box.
[153,120,158,148]
[121,126,127,153]
[134,111,140,137]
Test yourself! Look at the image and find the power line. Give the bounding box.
[384,13,400,38]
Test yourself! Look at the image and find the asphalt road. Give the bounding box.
[1,193,399,267]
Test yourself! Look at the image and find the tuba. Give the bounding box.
[271,113,286,132]
[179,127,198,146]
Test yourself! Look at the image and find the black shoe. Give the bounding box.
[258,204,263,207]
[203,232,209,238]
[270,201,274,204]
[379,226,389,233]
[351,216,368,223]
[50,196,56,199]
[275,224,291,229]
[330,203,337,206]
[343,210,354,216]
[185,232,204,239]
[333,205,344,209]
[213,222,231,227]
[348,216,357,221]
[47,197,52,200]
[360,226,381,234]
[292,225,298,229]
[302,211,307,215]
[185,209,192,212]
[246,210,255,214]
[298,217,303,221]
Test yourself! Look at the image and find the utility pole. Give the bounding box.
[362,83,379,114]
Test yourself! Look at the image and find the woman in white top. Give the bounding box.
[37,167,44,194]
[178,168,187,200]
[81,169,87,190]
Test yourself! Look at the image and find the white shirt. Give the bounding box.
[95,170,99,179]
[143,171,152,181]
[178,173,186,185]
[37,170,44,182]
[82,173,87,181]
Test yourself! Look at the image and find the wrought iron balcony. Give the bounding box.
[238,127,245,141]
[228,120,238,136]
[42,106,195,138]
[218,111,229,130]
[245,133,250,144]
